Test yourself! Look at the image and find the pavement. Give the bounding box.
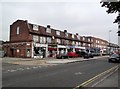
[1,56,108,66]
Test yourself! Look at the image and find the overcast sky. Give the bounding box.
[0,0,119,44]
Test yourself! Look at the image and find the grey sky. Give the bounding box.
[1,0,119,44]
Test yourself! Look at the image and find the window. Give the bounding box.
[91,39,93,42]
[66,40,69,44]
[33,35,39,42]
[40,36,46,44]
[33,24,38,31]
[96,40,97,43]
[72,41,75,45]
[56,31,60,35]
[46,28,51,33]
[88,38,90,42]
[56,39,61,44]
[83,43,86,46]
[83,37,85,41]
[65,33,68,37]
[77,35,80,40]
[16,27,20,34]
[79,42,81,46]
[88,44,90,47]
[72,34,74,38]
[76,42,78,45]
[47,37,51,43]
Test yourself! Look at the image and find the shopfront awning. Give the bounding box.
[48,48,57,51]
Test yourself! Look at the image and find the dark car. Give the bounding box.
[56,53,69,59]
[67,52,78,58]
[76,51,94,58]
[108,54,120,63]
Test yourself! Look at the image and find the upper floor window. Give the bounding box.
[98,41,99,43]
[16,27,20,34]
[46,28,51,33]
[76,42,78,45]
[88,38,90,42]
[66,40,69,44]
[83,37,85,41]
[33,35,39,42]
[72,34,74,38]
[47,37,51,43]
[77,35,80,40]
[91,39,93,42]
[65,33,68,37]
[33,24,38,31]
[72,41,75,45]
[56,31,60,35]
[40,36,46,44]
[96,40,98,43]
[56,38,61,44]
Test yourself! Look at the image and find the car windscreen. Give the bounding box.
[111,54,119,57]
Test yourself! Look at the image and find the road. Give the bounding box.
[2,57,119,88]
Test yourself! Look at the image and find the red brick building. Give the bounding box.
[3,20,91,58]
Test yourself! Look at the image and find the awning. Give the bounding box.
[48,48,57,51]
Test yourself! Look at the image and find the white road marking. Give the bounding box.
[75,72,83,75]
[9,70,16,72]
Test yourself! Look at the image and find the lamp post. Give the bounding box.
[109,30,112,55]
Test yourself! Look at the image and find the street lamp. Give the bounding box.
[109,30,112,55]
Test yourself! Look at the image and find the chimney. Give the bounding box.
[64,30,67,33]
[76,33,78,35]
[47,25,51,28]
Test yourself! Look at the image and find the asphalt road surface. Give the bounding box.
[2,57,119,88]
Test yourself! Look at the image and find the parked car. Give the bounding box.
[67,52,78,58]
[56,53,69,59]
[75,51,94,58]
[108,54,120,63]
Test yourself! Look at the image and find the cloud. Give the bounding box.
[1,1,118,44]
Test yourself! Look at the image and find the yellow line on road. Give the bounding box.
[73,64,119,89]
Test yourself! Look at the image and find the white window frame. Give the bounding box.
[17,27,20,34]
[33,24,39,31]
[56,38,61,44]
[47,37,51,43]
[72,34,74,38]
[33,35,39,42]
[46,28,51,33]
[56,31,60,35]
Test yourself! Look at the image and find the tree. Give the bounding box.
[100,1,120,23]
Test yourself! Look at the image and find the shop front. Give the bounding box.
[57,45,67,54]
[33,43,48,58]
[48,44,57,57]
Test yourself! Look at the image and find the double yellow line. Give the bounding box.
[73,65,119,89]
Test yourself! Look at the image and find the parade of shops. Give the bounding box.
[3,20,119,58]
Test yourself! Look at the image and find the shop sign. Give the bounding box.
[58,45,66,48]
[35,43,47,47]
